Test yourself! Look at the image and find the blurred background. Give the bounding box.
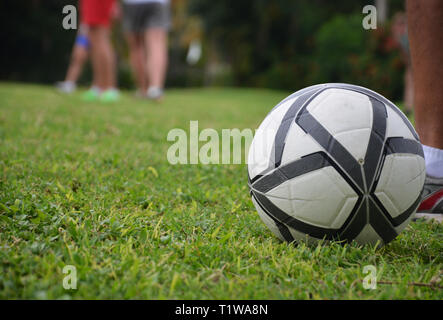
[0,0,408,100]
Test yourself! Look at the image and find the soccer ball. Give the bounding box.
[248,83,425,246]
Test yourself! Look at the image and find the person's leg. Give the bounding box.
[145,28,168,98]
[126,32,148,94]
[407,0,443,219]
[403,64,414,114]
[56,37,89,93]
[101,27,117,91]
[88,26,106,90]
[65,44,89,84]
[89,26,116,91]
[407,0,443,151]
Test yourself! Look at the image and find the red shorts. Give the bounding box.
[80,0,115,27]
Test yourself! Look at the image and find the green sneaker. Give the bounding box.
[82,87,101,101]
[100,89,120,103]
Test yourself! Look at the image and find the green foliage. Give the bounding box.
[0,83,442,299]
[313,14,366,82]
[311,14,404,99]
[191,0,407,99]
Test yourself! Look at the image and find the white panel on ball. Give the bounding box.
[266,167,358,229]
[307,88,372,161]
[280,121,324,167]
[354,224,384,246]
[385,106,416,140]
[374,154,426,218]
[252,197,285,242]
[248,96,298,180]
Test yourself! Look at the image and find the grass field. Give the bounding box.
[0,83,442,299]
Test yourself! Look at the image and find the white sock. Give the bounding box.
[56,81,76,93]
[423,144,443,178]
[89,85,102,94]
[147,86,163,99]
[64,81,75,89]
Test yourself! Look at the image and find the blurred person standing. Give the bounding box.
[122,0,170,101]
[80,0,120,102]
[56,24,91,94]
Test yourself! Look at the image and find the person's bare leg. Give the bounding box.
[404,65,414,114]
[88,26,116,91]
[101,27,117,90]
[407,0,443,149]
[126,33,148,93]
[408,0,443,220]
[145,28,168,90]
[88,27,106,90]
[57,43,88,93]
[65,45,88,84]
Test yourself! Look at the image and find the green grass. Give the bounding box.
[0,82,441,299]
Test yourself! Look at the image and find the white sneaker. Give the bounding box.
[56,81,76,94]
[146,86,164,101]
